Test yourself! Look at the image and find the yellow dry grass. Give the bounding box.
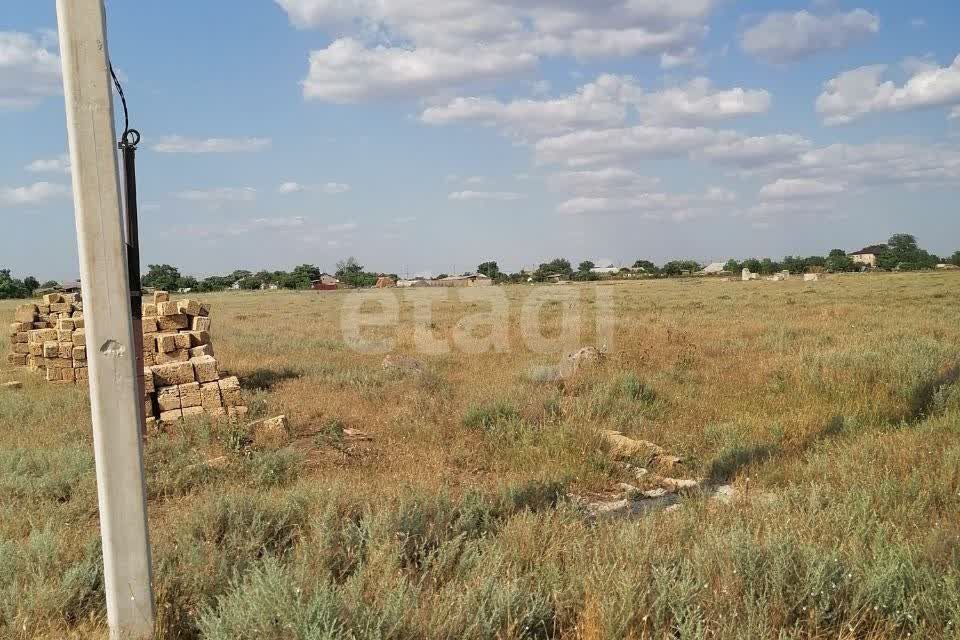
[1,271,959,639]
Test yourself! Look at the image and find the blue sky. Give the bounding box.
[2,0,959,280]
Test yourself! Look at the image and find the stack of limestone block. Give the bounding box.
[6,292,87,382]
[6,290,247,428]
[142,291,247,426]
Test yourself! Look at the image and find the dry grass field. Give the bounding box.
[1,272,959,639]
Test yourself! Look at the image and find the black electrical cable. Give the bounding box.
[109,63,140,148]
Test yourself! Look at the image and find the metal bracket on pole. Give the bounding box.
[56,1,155,638]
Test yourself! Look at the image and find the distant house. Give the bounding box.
[590,266,621,275]
[849,245,886,268]
[542,273,567,284]
[414,273,493,287]
[61,280,82,293]
[311,273,340,291]
[700,262,727,275]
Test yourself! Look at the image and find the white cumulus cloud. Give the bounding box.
[449,190,525,201]
[758,178,846,200]
[741,9,879,64]
[816,55,960,125]
[26,154,70,174]
[175,187,257,203]
[152,136,272,153]
[0,181,70,206]
[0,31,61,110]
[279,0,718,102]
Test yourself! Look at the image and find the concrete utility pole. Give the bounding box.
[56,1,155,638]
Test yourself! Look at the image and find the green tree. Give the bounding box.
[661,260,701,276]
[578,260,595,273]
[477,261,500,279]
[23,276,39,294]
[0,270,30,299]
[534,258,573,281]
[239,276,263,290]
[632,260,658,274]
[878,233,938,271]
[142,264,182,292]
[336,257,377,288]
[826,249,855,273]
[177,275,199,291]
[287,264,322,289]
[40,280,59,289]
[950,251,960,267]
[723,259,741,273]
[742,258,762,274]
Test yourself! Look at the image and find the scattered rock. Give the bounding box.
[343,428,372,441]
[1,381,22,390]
[653,476,700,492]
[558,346,605,380]
[205,456,230,470]
[601,430,682,466]
[525,365,563,384]
[709,484,738,505]
[578,492,680,520]
[249,415,290,449]
[382,354,424,374]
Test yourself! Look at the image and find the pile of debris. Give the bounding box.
[6,290,247,427]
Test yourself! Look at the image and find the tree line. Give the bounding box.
[2,234,957,300]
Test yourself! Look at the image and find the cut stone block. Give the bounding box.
[141,317,158,334]
[43,293,63,305]
[50,302,74,314]
[218,376,243,407]
[143,368,155,394]
[156,349,189,364]
[28,343,42,357]
[181,406,205,419]
[142,303,157,316]
[73,346,86,361]
[178,382,201,408]
[159,409,183,423]
[189,344,214,358]
[72,329,85,346]
[60,368,76,382]
[45,366,60,381]
[8,353,27,366]
[57,329,73,342]
[14,343,29,355]
[187,331,210,347]
[156,333,178,353]
[76,366,88,381]
[151,361,196,387]
[43,341,59,358]
[14,306,37,323]
[144,400,154,418]
[73,318,84,329]
[58,343,73,359]
[153,291,170,304]
[143,353,156,367]
[190,355,219,383]
[156,314,189,331]
[30,328,58,343]
[156,386,182,411]
[200,382,223,410]
[156,301,179,316]
[227,406,249,421]
[176,299,202,316]
[174,333,191,350]
[57,318,76,331]
[191,316,212,332]
[15,332,28,343]
[198,302,211,317]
